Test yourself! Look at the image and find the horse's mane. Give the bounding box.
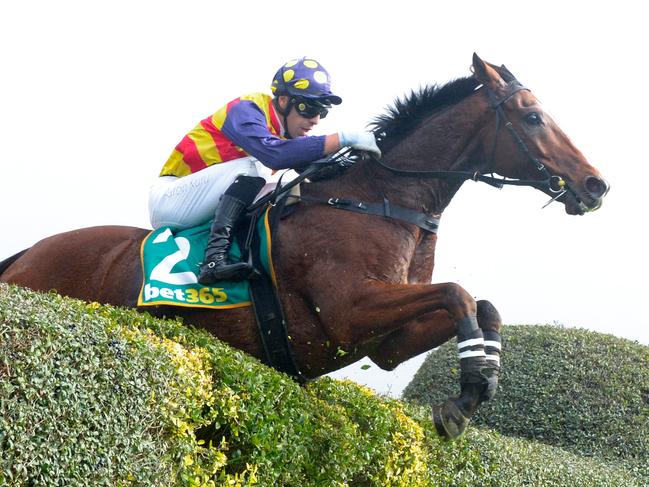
[307,76,481,182]
[370,76,481,153]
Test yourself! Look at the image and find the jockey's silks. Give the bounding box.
[160,93,282,177]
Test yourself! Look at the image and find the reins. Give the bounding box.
[369,80,568,196]
[246,147,355,213]
[369,153,562,191]
[249,75,573,225]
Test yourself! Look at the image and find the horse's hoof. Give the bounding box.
[432,399,470,440]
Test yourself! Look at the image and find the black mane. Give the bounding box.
[307,76,482,182]
[370,76,481,152]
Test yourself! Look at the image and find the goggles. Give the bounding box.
[291,98,331,119]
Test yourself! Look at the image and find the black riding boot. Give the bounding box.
[198,176,265,284]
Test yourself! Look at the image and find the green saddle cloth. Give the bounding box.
[138,207,274,309]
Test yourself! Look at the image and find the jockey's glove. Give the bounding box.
[339,131,382,158]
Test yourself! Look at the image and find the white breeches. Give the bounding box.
[148,156,276,230]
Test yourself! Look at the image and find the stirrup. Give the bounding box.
[198,261,254,284]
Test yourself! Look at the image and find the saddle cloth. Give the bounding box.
[138,206,275,310]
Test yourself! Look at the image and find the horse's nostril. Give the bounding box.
[585,176,609,198]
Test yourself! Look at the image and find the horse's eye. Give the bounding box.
[525,112,543,126]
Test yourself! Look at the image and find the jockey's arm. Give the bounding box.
[222,100,337,170]
[323,133,342,155]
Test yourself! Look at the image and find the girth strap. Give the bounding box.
[245,203,306,383]
[248,274,306,383]
[296,195,440,234]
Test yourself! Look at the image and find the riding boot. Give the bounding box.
[198,176,265,284]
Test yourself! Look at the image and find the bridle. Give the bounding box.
[370,78,569,199]
[250,76,577,215]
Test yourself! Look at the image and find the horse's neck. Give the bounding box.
[295,95,488,285]
[383,99,488,214]
[314,99,488,215]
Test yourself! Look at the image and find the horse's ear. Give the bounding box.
[472,53,507,92]
[499,64,517,83]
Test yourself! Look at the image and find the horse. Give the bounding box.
[0,54,609,439]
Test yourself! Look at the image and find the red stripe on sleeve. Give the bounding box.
[176,136,207,173]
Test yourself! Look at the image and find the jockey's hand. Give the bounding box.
[339,131,381,158]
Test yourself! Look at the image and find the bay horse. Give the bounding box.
[0,54,609,439]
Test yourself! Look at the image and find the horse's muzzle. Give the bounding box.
[563,175,609,214]
[585,176,610,201]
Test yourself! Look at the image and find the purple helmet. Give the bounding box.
[271,57,342,105]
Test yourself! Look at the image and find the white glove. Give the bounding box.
[339,130,381,158]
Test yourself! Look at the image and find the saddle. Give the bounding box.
[138,183,305,381]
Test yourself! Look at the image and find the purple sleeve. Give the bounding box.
[221,100,326,170]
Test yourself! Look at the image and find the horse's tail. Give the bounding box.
[0,248,29,277]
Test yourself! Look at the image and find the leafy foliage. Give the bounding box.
[404,324,649,481]
[1,284,645,486]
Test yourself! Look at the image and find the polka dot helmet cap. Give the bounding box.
[271,57,342,105]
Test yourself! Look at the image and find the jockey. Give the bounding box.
[148,57,381,284]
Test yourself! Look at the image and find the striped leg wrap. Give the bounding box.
[484,330,502,367]
[457,335,486,360]
[456,317,486,383]
[457,317,487,386]
[456,316,485,359]
[457,331,487,385]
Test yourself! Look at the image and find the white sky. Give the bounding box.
[1,1,647,396]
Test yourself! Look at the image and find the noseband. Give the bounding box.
[371,78,568,196]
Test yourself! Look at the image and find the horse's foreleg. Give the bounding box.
[428,300,502,439]
[365,299,503,440]
[368,310,455,371]
[369,301,502,370]
[476,299,502,400]
[319,281,494,439]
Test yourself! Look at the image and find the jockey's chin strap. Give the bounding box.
[273,98,293,139]
[370,80,568,197]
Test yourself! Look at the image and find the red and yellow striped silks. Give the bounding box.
[160,93,282,177]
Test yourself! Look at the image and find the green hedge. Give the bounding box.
[0,284,645,486]
[403,324,649,480]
